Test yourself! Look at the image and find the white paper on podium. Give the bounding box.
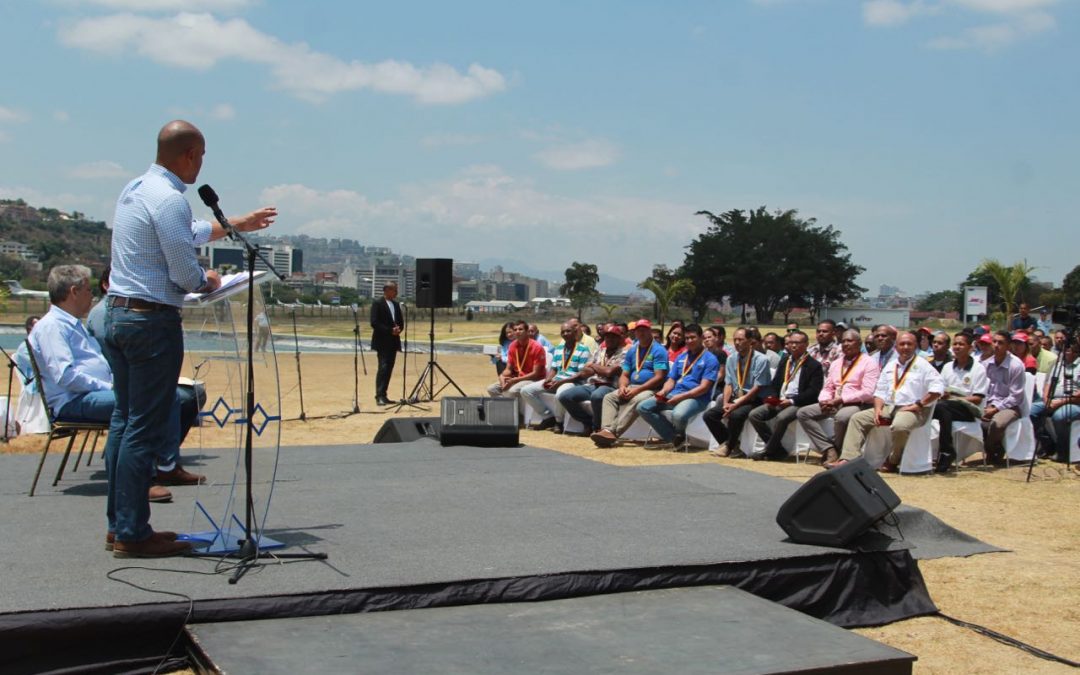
[185,270,269,305]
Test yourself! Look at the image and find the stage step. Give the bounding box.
[189,585,914,675]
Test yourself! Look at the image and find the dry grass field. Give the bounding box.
[5,349,1077,673]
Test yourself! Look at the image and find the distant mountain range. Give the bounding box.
[477,258,645,296]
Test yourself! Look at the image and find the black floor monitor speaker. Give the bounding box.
[373,417,441,444]
[440,397,519,447]
[416,258,453,309]
[776,458,901,547]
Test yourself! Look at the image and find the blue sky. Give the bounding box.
[1,0,1076,295]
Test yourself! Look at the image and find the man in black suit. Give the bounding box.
[370,282,403,405]
[747,329,824,461]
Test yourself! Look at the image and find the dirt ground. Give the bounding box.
[6,351,1077,673]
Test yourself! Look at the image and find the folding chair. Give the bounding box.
[26,343,109,497]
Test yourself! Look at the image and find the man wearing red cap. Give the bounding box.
[591,319,668,447]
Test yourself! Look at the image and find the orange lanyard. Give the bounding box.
[681,349,703,377]
[635,344,649,373]
[838,354,861,388]
[893,358,915,392]
[736,353,751,391]
[513,343,528,374]
[561,343,573,370]
[782,354,807,388]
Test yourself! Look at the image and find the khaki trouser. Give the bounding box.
[981,408,1020,460]
[796,403,868,455]
[840,405,934,464]
[601,389,656,437]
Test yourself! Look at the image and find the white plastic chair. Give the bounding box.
[1002,373,1036,464]
[862,403,937,474]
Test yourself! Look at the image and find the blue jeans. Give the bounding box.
[557,383,614,432]
[57,387,197,471]
[637,396,707,442]
[1049,403,1080,459]
[57,390,115,423]
[102,305,184,542]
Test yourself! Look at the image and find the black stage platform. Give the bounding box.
[0,440,1000,673]
[190,586,917,675]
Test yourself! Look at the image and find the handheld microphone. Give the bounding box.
[197,184,234,236]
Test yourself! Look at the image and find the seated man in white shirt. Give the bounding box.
[932,332,987,473]
[29,265,204,496]
[835,331,944,473]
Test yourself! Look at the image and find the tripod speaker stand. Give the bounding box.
[406,258,464,402]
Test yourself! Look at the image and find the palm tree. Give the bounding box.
[976,258,1035,327]
[638,277,696,333]
[599,303,620,322]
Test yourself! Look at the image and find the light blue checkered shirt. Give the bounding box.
[108,164,213,307]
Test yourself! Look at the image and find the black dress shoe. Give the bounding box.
[375,396,391,406]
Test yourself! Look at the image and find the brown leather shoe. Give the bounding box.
[590,429,617,447]
[821,447,839,466]
[106,530,177,552]
[113,531,192,558]
[149,485,173,503]
[156,466,206,486]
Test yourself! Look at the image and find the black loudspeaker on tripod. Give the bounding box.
[775,457,901,547]
[415,258,453,309]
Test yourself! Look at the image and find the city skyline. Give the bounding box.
[1,1,1076,296]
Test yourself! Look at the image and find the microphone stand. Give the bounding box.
[391,303,426,413]
[202,215,326,583]
[0,344,27,442]
[336,306,368,418]
[286,309,320,422]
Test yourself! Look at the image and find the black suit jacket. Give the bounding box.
[765,353,824,406]
[370,297,403,353]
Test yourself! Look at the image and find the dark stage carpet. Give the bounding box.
[0,440,1000,673]
[190,586,917,675]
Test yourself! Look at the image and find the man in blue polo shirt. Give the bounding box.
[637,323,719,447]
[591,319,669,447]
[703,327,772,458]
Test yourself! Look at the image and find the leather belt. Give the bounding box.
[108,296,174,312]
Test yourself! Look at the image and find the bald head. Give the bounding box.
[156,120,205,184]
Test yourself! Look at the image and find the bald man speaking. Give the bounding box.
[102,120,276,558]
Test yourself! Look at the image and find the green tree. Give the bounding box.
[1062,264,1080,302]
[638,274,695,333]
[917,290,962,313]
[683,207,865,325]
[974,259,1035,325]
[560,261,601,321]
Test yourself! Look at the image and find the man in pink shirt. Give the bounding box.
[796,329,881,465]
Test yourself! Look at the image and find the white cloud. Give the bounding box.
[0,185,113,221]
[0,106,27,124]
[68,160,129,179]
[58,12,507,104]
[948,0,1058,13]
[927,9,1055,49]
[0,131,9,143]
[258,167,697,274]
[66,0,255,11]
[534,139,620,171]
[863,0,939,26]
[53,110,70,123]
[209,103,235,120]
[859,0,1058,48]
